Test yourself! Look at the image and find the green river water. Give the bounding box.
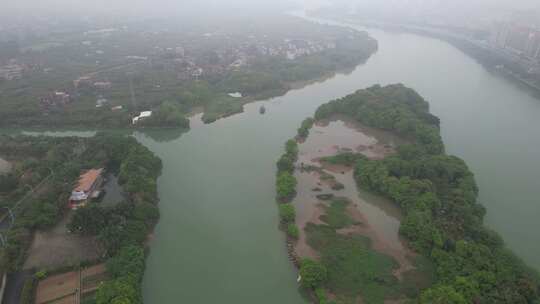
[3,15,540,304]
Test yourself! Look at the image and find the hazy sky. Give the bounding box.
[5,0,539,11]
[2,0,294,16]
[1,0,539,24]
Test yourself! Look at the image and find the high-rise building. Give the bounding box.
[506,25,531,53]
[490,22,510,49]
[525,31,540,59]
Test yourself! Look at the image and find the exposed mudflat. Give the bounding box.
[24,213,103,270]
[292,116,414,280]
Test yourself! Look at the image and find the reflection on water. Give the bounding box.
[100,174,125,207]
[293,117,414,276]
[136,128,188,143]
[22,130,98,137]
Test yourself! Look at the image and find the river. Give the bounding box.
[137,16,540,303]
[2,14,539,304]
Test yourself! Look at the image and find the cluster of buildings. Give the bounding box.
[73,76,112,90]
[284,39,337,60]
[161,36,341,81]
[0,63,24,80]
[39,91,72,109]
[490,22,540,60]
[228,37,339,63]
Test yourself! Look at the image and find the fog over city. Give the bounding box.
[1,0,540,29]
[2,0,539,15]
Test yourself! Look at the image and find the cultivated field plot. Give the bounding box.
[35,271,78,304]
[35,264,107,304]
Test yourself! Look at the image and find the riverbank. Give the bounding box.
[308,11,540,95]
[1,14,378,130]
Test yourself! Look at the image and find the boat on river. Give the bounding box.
[259,106,266,114]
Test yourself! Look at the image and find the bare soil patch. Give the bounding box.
[35,264,106,304]
[24,213,103,270]
[35,271,78,304]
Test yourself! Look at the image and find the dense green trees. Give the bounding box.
[137,101,190,128]
[287,224,300,239]
[68,204,108,235]
[96,278,139,304]
[315,84,443,155]
[0,173,18,193]
[419,285,467,304]
[310,84,540,303]
[354,148,540,302]
[98,246,146,304]
[275,138,301,261]
[106,246,145,280]
[279,204,296,223]
[300,258,328,289]
[277,139,299,174]
[297,117,315,139]
[276,172,297,202]
[25,200,60,229]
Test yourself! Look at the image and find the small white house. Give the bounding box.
[228,92,242,98]
[95,98,108,108]
[132,111,152,124]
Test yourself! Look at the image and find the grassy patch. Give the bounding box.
[320,152,367,166]
[304,198,408,304]
[305,223,401,304]
[287,223,300,239]
[201,95,244,123]
[319,199,357,229]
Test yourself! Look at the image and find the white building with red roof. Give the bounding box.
[69,168,104,209]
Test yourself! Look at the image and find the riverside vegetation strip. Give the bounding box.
[0,15,377,128]
[275,84,540,304]
[0,133,162,303]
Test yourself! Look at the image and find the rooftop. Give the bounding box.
[74,168,103,193]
